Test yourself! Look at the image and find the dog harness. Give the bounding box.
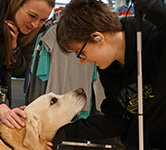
[0,132,14,150]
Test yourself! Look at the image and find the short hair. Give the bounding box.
[56,0,122,54]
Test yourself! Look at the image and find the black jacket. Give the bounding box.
[53,0,166,149]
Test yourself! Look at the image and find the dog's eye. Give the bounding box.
[50,97,58,105]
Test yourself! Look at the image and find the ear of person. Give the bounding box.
[94,35,101,42]
[91,32,103,42]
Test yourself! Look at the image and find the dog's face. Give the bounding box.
[23,88,86,149]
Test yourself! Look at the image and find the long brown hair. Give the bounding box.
[3,0,55,66]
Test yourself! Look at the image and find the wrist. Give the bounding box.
[12,46,19,54]
[12,46,19,51]
[0,104,10,118]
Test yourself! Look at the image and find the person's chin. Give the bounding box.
[98,64,110,70]
[21,30,31,34]
[20,28,33,34]
[98,65,106,70]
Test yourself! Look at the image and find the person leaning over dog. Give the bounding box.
[49,0,166,149]
[0,0,55,130]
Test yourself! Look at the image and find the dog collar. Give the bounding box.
[0,132,14,150]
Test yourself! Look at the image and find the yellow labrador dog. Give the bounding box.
[0,88,86,150]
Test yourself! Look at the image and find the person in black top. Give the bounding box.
[51,0,166,149]
[0,0,55,130]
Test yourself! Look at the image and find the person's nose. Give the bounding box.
[80,59,87,64]
[31,20,41,28]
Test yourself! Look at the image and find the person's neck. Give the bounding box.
[115,31,126,67]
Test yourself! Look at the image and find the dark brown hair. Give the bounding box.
[56,0,123,54]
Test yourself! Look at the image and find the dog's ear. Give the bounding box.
[23,116,42,149]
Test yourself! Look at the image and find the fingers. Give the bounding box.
[5,20,19,49]
[1,108,27,130]
[2,113,21,129]
[19,106,26,110]
[14,107,27,119]
[47,141,53,146]
[46,146,53,150]
[1,117,15,129]
[46,141,53,150]
[5,20,18,33]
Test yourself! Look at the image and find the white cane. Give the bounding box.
[135,2,144,150]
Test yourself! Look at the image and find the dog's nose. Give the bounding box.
[75,88,87,99]
[75,88,85,94]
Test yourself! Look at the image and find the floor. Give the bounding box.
[11,78,26,108]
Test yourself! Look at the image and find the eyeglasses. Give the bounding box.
[75,42,87,60]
